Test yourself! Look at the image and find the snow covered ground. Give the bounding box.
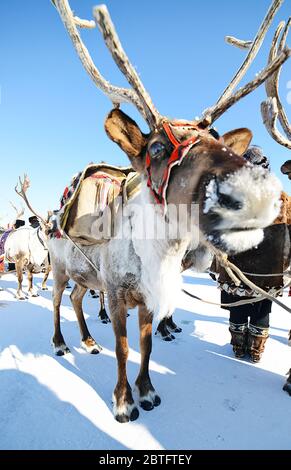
[0,270,291,450]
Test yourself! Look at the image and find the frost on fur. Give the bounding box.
[215,166,282,230]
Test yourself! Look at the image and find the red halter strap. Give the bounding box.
[145,121,201,208]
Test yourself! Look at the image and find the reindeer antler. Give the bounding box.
[9,201,24,220]
[9,201,24,227]
[217,0,283,104]
[52,0,161,129]
[261,18,291,149]
[199,0,291,128]
[15,175,47,225]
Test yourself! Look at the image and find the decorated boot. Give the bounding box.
[247,325,269,363]
[229,322,248,358]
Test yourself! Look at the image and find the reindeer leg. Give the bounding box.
[41,264,51,290]
[135,305,161,411]
[110,296,138,423]
[98,290,110,324]
[15,259,26,300]
[70,284,102,354]
[52,274,70,356]
[27,269,39,297]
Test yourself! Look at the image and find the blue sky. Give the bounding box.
[0,0,290,225]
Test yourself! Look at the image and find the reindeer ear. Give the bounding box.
[281,160,291,180]
[105,109,148,171]
[222,128,253,156]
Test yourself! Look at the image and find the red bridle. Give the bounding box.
[145,121,201,208]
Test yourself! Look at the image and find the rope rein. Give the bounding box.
[182,279,291,308]
[185,229,291,314]
[240,270,291,277]
[63,231,100,274]
[62,227,291,314]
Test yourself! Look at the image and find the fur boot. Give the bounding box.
[229,322,248,358]
[247,324,269,363]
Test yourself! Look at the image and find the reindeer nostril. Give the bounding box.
[218,193,243,211]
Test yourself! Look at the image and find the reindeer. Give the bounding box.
[50,0,289,422]
[4,176,50,299]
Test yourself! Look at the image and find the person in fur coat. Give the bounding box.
[211,148,290,362]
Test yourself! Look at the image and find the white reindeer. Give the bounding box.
[4,176,50,299]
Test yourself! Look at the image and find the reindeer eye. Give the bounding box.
[149,141,165,158]
[209,128,220,140]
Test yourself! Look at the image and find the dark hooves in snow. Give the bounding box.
[173,326,182,333]
[56,347,70,356]
[41,287,48,291]
[153,395,161,407]
[164,334,175,341]
[140,394,161,411]
[140,400,154,411]
[155,330,175,341]
[90,347,101,354]
[115,407,139,423]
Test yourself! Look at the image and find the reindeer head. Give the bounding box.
[53,0,290,253]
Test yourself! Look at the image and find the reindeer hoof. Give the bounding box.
[55,346,70,356]
[91,347,101,354]
[115,407,139,423]
[81,339,102,354]
[139,391,161,411]
[31,293,39,297]
[154,395,161,406]
[163,334,175,341]
[41,287,48,291]
[140,400,154,411]
[283,382,291,396]
[155,329,175,341]
[130,407,139,421]
[173,326,182,333]
[16,293,27,300]
[52,338,71,356]
[115,414,129,423]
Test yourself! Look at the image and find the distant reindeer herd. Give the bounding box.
[0,0,290,422]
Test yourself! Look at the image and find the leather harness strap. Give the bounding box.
[145,121,201,208]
